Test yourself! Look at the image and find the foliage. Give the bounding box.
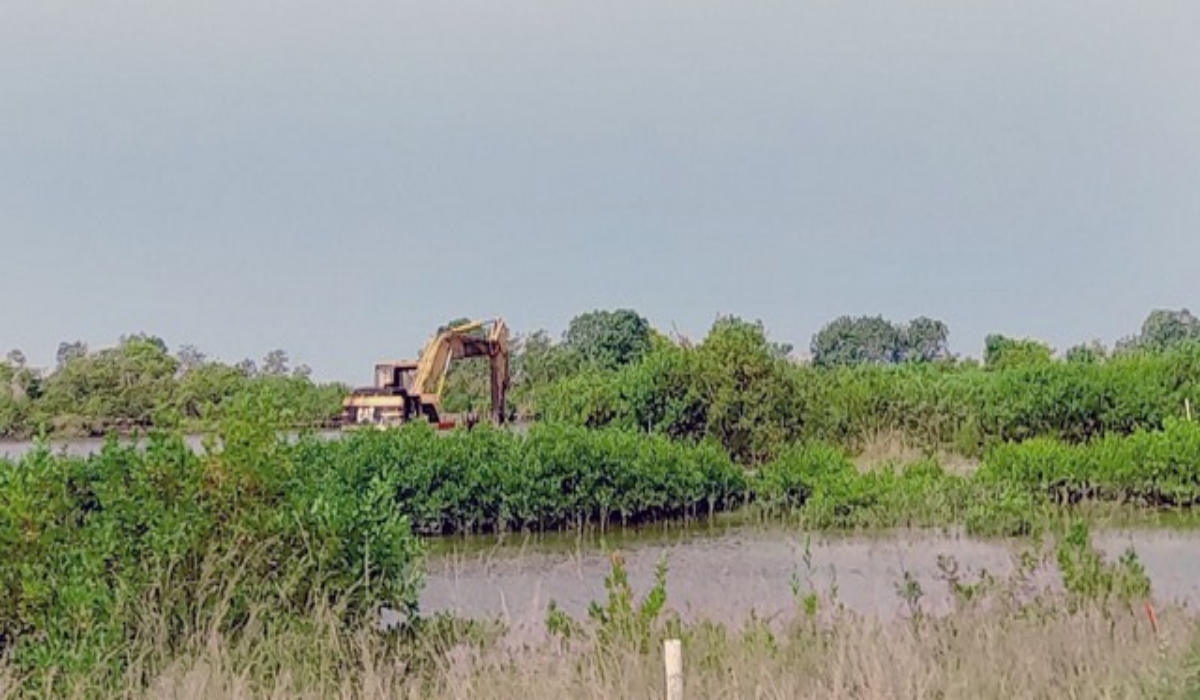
[984,334,1054,369]
[811,315,904,367]
[548,553,676,656]
[746,419,1200,535]
[55,341,88,370]
[964,486,1037,537]
[1137,308,1200,352]
[4,400,1200,691]
[563,308,653,370]
[0,409,423,682]
[439,359,492,415]
[504,330,584,419]
[904,316,952,363]
[0,410,748,685]
[13,307,1200,461]
[0,361,33,438]
[536,532,1181,700]
[1064,341,1106,364]
[539,324,1200,462]
[753,442,853,510]
[540,316,799,464]
[311,423,748,535]
[1055,521,1151,609]
[33,335,179,436]
[585,554,673,653]
[8,534,1187,699]
[0,338,346,439]
[757,455,976,531]
[980,417,1200,506]
[261,348,291,376]
[751,423,1200,534]
[811,315,950,367]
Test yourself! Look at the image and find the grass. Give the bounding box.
[3,589,1193,699]
[853,429,981,475]
[5,529,1200,699]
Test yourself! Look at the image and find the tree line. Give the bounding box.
[6,306,1198,444]
[0,336,345,439]
[451,307,1200,464]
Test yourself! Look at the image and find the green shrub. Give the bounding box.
[314,423,749,535]
[755,446,972,529]
[0,411,424,680]
[1055,521,1151,609]
[964,486,1037,537]
[536,339,1200,462]
[754,442,852,511]
[981,418,1200,506]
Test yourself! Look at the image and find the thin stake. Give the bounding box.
[1187,398,1193,422]
[664,638,684,700]
[1145,601,1160,636]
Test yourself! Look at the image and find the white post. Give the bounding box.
[1187,399,1194,422]
[664,638,683,700]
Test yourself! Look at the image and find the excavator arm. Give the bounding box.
[410,320,485,399]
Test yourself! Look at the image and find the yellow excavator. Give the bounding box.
[341,318,510,429]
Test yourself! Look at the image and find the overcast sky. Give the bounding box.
[2,1,1197,382]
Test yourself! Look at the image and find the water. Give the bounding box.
[420,525,1200,630]
[0,423,527,462]
[0,431,344,461]
[0,435,212,460]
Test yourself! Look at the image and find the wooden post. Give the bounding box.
[664,638,683,700]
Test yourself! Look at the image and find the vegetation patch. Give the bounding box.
[0,405,423,687]
[302,423,748,535]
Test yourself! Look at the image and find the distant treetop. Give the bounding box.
[811,315,950,367]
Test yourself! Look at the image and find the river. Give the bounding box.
[0,435,212,460]
[0,423,522,461]
[0,431,347,461]
[419,524,1200,632]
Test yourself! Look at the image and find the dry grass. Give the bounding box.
[4,598,1194,700]
[456,607,1194,700]
[854,430,980,475]
[4,525,1197,699]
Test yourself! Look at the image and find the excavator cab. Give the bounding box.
[375,362,418,392]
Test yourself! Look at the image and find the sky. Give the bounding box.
[1,1,1198,383]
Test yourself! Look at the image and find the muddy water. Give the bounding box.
[0,435,212,460]
[421,526,1200,629]
[0,431,344,461]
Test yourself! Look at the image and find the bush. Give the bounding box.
[536,339,1200,463]
[755,445,973,529]
[310,423,749,535]
[754,443,853,510]
[0,410,424,680]
[981,418,1200,506]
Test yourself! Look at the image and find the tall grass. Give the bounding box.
[3,535,1194,700]
[7,606,1184,699]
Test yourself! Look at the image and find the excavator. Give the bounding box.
[341,318,510,429]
